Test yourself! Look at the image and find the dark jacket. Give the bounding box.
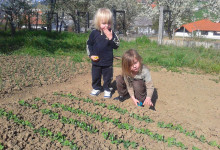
[87,29,119,66]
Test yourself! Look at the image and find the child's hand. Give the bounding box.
[131,96,139,106]
[90,55,99,61]
[103,28,112,40]
[144,97,153,106]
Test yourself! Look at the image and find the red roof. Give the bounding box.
[181,19,220,32]
[151,2,156,8]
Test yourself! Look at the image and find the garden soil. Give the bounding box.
[0,62,219,150]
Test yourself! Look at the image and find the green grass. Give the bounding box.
[0,30,88,62]
[114,36,220,74]
[0,30,220,74]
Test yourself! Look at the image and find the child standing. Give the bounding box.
[87,8,119,98]
[114,49,154,106]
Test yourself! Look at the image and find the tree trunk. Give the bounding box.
[5,18,8,31]
[56,13,59,32]
[9,20,16,35]
[47,11,52,32]
[28,14,31,30]
[69,14,77,32]
[59,12,64,33]
[36,12,38,30]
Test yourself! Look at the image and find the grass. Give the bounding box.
[0,30,87,61]
[0,30,220,74]
[114,36,220,74]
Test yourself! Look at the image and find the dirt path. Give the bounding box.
[0,65,219,150]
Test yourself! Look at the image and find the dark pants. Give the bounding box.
[92,65,113,91]
[116,75,146,102]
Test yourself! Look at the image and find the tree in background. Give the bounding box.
[0,0,33,34]
[150,0,219,39]
[200,0,220,22]
[151,0,195,39]
[89,0,153,34]
[58,0,90,32]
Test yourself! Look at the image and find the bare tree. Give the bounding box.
[57,0,90,32]
[1,0,33,34]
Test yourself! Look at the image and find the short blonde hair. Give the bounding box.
[122,49,143,77]
[93,8,113,30]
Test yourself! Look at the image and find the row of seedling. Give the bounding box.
[38,99,188,149]
[158,122,220,149]
[53,93,218,149]
[53,92,154,123]
[102,132,138,149]
[0,108,79,150]
[27,97,205,150]
[19,100,98,134]
[19,99,147,149]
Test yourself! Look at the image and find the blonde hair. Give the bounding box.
[93,8,113,30]
[122,49,143,77]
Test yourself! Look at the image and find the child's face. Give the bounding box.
[130,58,140,73]
[100,21,111,30]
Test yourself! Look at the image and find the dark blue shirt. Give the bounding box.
[87,29,119,66]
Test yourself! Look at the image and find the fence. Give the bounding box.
[152,39,220,50]
[119,35,220,50]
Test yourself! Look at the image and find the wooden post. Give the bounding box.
[77,11,80,33]
[87,12,89,28]
[113,8,116,31]
[158,6,164,45]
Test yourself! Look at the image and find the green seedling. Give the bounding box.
[0,143,4,150]
[208,141,218,147]
[192,146,201,150]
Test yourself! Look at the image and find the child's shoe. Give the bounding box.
[113,96,126,102]
[113,94,129,102]
[90,89,101,96]
[104,90,111,98]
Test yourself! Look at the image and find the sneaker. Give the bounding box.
[109,87,113,91]
[90,89,101,96]
[104,90,111,98]
[113,94,129,102]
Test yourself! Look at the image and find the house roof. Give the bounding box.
[181,19,220,32]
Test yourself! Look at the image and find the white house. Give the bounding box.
[175,19,220,40]
[131,16,155,35]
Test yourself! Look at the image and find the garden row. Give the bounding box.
[1,92,219,150]
[54,92,220,149]
[17,95,207,150]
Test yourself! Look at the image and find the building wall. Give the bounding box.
[175,31,220,40]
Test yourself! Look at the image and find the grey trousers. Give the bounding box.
[116,75,147,102]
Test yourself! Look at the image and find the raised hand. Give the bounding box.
[103,28,113,40]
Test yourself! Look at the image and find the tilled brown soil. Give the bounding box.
[0,57,220,150]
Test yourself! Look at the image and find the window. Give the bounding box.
[214,31,220,36]
[201,31,208,35]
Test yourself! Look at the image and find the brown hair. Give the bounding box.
[93,8,113,30]
[122,49,143,77]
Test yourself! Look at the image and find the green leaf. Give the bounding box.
[102,132,109,140]
[208,141,217,147]
[123,140,130,149]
